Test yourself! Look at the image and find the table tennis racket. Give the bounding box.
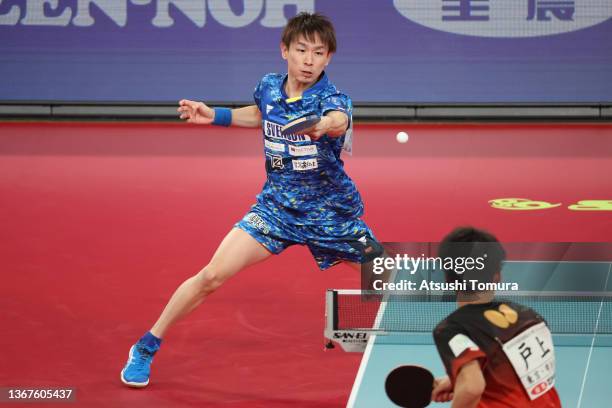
[281,114,321,135]
[385,365,434,408]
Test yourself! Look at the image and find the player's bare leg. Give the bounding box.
[121,228,271,387]
[150,227,271,338]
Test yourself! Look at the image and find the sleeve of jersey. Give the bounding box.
[253,78,265,112]
[321,93,353,153]
[320,93,352,119]
[433,324,487,383]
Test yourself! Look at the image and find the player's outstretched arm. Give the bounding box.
[231,105,262,128]
[177,100,261,128]
[303,110,348,139]
[178,99,214,124]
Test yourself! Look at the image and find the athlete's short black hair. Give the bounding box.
[438,226,506,293]
[282,12,337,53]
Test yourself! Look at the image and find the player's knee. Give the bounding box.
[195,265,227,294]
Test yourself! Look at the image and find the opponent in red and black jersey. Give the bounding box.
[433,301,561,407]
[431,227,561,408]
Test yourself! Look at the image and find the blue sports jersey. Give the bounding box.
[252,72,363,225]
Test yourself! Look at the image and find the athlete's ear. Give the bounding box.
[280,42,288,60]
[325,52,333,66]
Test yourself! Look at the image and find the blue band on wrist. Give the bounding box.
[212,107,232,127]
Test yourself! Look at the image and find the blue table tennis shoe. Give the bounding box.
[120,333,161,388]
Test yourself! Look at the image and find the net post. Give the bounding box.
[324,289,339,349]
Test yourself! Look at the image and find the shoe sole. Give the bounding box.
[120,371,149,388]
[120,345,150,388]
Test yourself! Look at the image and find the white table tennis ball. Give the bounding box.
[396,131,409,143]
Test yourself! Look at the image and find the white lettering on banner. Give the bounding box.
[502,322,555,400]
[288,144,317,156]
[153,0,206,28]
[292,158,317,171]
[73,0,127,27]
[393,0,612,38]
[21,0,72,26]
[265,139,285,152]
[260,0,314,27]
[209,0,262,28]
[1,0,314,27]
[264,120,311,142]
[0,0,20,25]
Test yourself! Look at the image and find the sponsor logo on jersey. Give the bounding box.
[265,139,285,152]
[264,120,310,142]
[288,144,317,156]
[292,158,318,171]
[266,153,284,169]
[484,304,519,328]
[266,104,274,114]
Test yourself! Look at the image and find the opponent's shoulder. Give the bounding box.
[489,300,546,326]
[433,304,490,339]
[433,313,464,340]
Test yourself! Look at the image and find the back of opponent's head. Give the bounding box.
[438,226,506,296]
[282,12,337,54]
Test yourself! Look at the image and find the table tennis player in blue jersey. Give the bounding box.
[121,12,384,388]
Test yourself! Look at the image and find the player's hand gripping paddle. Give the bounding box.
[281,114,321,135]
[385,365,434,408]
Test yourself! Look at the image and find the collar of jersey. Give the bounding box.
[280,71,329,103]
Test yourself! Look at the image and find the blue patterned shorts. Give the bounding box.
[235,204,381,270]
